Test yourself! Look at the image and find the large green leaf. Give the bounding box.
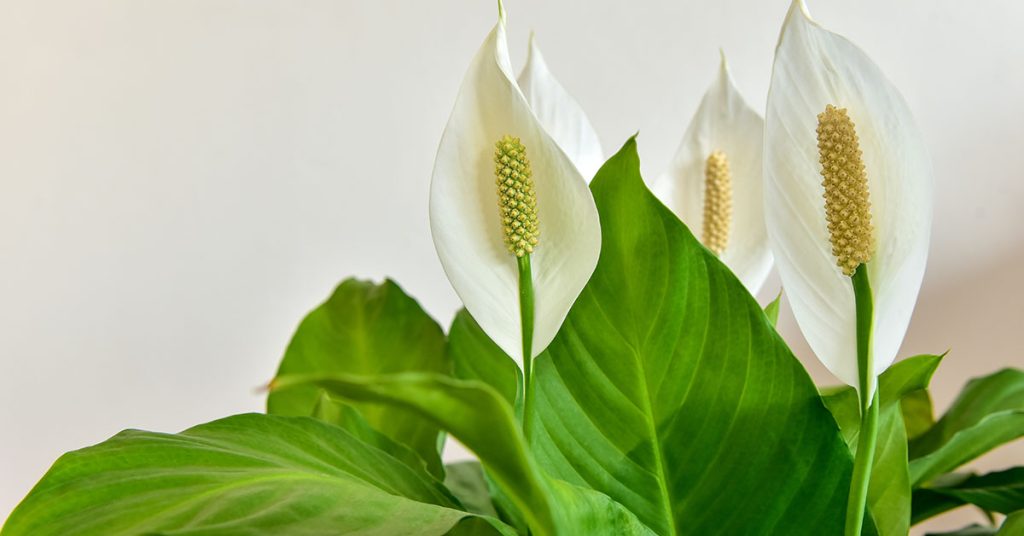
[524,138,854,535]
[1,413,509,536]
[267,278,449,477]
[911,368,1024,460]
[273,373,656,536]
[910,411,1024,486]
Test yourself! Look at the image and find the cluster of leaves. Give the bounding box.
[2,141,1021,535]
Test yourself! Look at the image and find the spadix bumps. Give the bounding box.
[701,150,733,256]
[816,105,875,276]
[494,135,539,258]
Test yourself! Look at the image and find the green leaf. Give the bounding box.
[444,461,499,518]
[449,309,522,411]
[912,487,966,525]
[311,392,434,476]
[869,406,912,536]
[910,368,1024,461]
[910,411,1024,486]
[999,510,1024,534]
[273,372,655,536]
[267,278,449,478]
[822,354,944,447]
[764,290,782,327]
[940,468,1024,514]
[902,389,936,441]
[525,138,854,535]
[1,413,508,536]
[913,468,1024,523]
[821,355,944,534]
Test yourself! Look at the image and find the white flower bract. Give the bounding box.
[763,0,933,396]
[655,54,772,295]
[429,6,601,363]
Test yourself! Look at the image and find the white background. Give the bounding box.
[1,1,1021,533]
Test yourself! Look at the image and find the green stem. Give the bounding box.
[845,266,879,536]
[517,255,535,440]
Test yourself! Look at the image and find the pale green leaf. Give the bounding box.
[764,290,782,327]
[1,414,506,536]
[272,373,655,536]
[267,278,449,478]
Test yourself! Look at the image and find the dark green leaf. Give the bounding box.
[1,414,505,536]
[272,373,655,536]
[267,278,449,478]
[914,468,1024,522]
[912,487,968,525]
[911,368,1024,460]
[526,138,854,535]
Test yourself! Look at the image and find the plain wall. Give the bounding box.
[1,1,1021,533]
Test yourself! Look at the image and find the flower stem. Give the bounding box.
[517,254,535,439]
[845,266,879,536]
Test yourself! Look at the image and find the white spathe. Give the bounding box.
[654,54,772,295]
[429,7,601,363]
[517,33,605,182]
[764,0,932,396]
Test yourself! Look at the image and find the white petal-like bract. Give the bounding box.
[517,34,605,182]
[429,9,601,363]
[654,54,772,295]
[764,0,932,395]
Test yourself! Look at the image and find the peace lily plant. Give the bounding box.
[3,1,1022,536]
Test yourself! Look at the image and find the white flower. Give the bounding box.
[763,0,932,395]
[654,53,772,295]
[429,5,601,363]
[517,33,605,181]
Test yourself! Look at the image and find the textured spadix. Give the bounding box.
[517,34,604,182]
[654,54,772,295]
[429,6,601,363]
[764,0,932,395]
